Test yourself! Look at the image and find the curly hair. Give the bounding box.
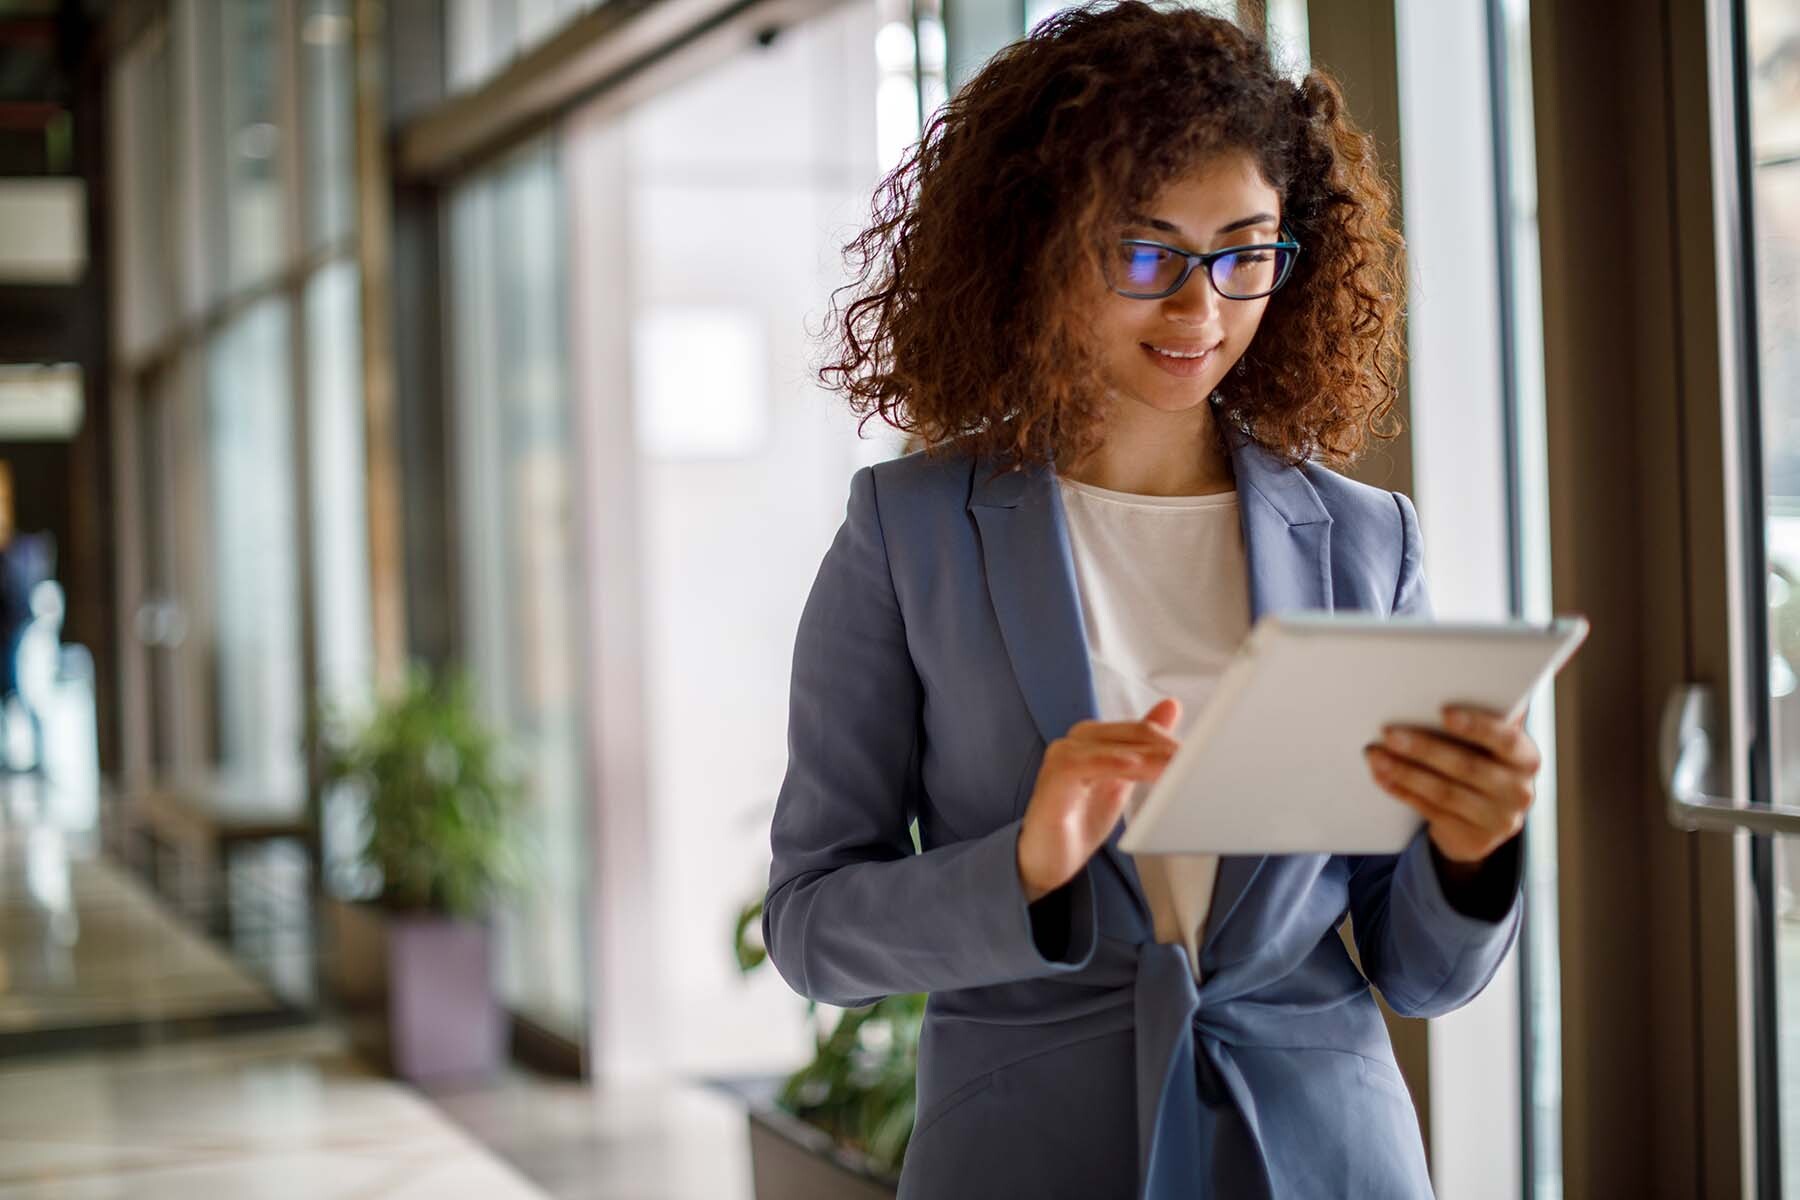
[817,0,1408,472]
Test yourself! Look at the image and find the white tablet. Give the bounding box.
[1116,612,1590,856]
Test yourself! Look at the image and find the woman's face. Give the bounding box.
[1086,150,1283,416]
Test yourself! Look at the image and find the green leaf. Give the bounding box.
[312,663,531,918]
[733,900,768,973]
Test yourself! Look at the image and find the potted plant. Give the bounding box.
[313,666,529,1085]
[729,886,922,1198]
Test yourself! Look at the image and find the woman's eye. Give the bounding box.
[1119,245,1170,279]
[1228,252,1272,271]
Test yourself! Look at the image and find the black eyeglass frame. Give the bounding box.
[1104,228,1303,301]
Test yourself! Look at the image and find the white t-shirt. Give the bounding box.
[1053,472,1252,984]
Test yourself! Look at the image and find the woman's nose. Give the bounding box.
[1161,268,1223,322]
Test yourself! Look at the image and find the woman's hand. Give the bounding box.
[1362,704,1542,874]
[1016,698,1182,903]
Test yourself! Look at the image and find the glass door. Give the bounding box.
[1667,1,1800,1194]
[447,137,591,1046]
[1744,1,1800,1190]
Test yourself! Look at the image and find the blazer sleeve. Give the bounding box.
[761,464,1099,1009]
[1341,488,1527,1019]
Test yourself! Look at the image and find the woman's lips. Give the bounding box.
[1141,341,1218,379]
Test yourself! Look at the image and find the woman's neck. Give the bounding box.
[1057,395,1235,497]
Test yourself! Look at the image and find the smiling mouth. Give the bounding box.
[1141,341,1221,376]
[1144,342,1218,361]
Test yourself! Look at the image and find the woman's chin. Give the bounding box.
[1099,372,1224,414]
[1129,380,1219,413]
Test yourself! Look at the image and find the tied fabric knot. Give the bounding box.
[1132,941,1276,1200]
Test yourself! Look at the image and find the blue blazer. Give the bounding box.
[762,419,1524,1199]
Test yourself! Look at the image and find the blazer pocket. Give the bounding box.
[910,1070,999,1147]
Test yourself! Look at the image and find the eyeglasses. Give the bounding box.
[1102,229,1302,301]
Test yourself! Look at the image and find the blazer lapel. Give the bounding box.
[967,414,1334,944]
[969,460,1100,752]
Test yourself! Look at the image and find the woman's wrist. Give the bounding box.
[1018,840,1051,903]
[1017,825,1057,904]
[1429,834,1523,922]
[1430,842,1485,887]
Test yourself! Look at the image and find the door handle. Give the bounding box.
[1660,682,1800,835]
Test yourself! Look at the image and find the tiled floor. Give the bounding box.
[426,1071,755,1200]
[0,768,757,1199]
[0,770,294,1048]
[0,1026,548,1198]
[0,823,282,1036]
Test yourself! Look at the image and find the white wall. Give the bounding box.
[569,0,906,1082]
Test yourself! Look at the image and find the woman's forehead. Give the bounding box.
[1119,152,1279,228]
[1124,209,1280,238]
[1146,152,1279,206]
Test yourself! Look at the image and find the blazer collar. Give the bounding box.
[967,414,1334,951]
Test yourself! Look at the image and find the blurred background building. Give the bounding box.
[0,0,1795,1197]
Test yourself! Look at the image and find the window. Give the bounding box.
[204,298,305,801]
[449,138,589,1038]
[302,0,357,249]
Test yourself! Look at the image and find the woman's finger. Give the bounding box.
[1066,745,1168,780]
[1377,727,1530,807]
[1440,705,1541,772]
[1380,783,1496,859]
[1061,741,1172,764]
[1365,748,1523,839]
[1066,721,1182,752]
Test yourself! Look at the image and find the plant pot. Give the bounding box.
[711,1077,899,1200]
[323,896,507,1085]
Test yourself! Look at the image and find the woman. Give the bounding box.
[762,4,1541,1196]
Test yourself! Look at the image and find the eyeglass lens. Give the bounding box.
[1111,242,1293,299]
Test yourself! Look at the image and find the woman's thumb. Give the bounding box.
[1145,697,1181,730]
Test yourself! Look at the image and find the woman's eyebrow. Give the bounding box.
[1125,211,1279,237]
